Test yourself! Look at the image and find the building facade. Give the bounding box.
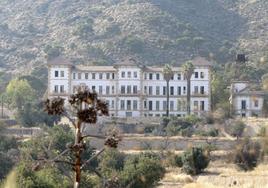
[230,81,266,117]
[47,57,212,117]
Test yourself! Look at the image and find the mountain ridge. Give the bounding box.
[0,0,267,74]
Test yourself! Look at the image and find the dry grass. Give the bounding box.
[163,169,193,183]
[183,183,224,188]
[159,161,268,188]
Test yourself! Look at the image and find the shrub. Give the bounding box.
[184,115,201,125]
[181,127,194,137]
[120,153,165,188]
[229,121,246,138]
[166,152,183,167]
[181,147,210,175]
[124,36,145,54]
[257,126,267,137]
[99,149,126,177]
[196,128,219,137]
[233,139,262,171]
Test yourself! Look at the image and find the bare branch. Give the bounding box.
[51,148,70,162]
[54,160,75,166]
[81,148,105,170]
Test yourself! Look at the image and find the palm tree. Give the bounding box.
[163,64,174,117]
[182,61,194,115]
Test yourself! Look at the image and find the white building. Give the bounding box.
[47,57,212,117]
[230,81,266,117]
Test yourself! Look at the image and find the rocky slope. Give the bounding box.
[0,0,267,74]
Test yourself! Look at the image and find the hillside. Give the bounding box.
[0,0,267,74]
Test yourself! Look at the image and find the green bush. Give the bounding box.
[99,148,126,177]
[124,36,145,54]
[233,139,262,171]
[120,153,165,188]
[184,115,201,125]
[16,162,70,188]
[166,152,183,167]
[196,128,219,137]
[181,127,193,137]
[181,147,210,175]
[229,121,246,138]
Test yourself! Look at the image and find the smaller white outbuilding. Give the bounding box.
[230,81,266,117]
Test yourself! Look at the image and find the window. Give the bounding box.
[195,72,199,78]
[99,86,103,94]
[121,72,125,78]
[149,86,153,95]
[194,86,199,94]
[156,101,160,111]
[112,86,115,94]
[112,73,115,79]
[92,86,96,92]
[144,73,147,80]
[121,86,125,94]
[127,100,131,110]
[99,73,103,79]
[106,100,110,107]
[120,100,125,110]
[106,86,110,95]
[177,87,181,95]
[127,85,131,94]
[78,73,81,79]
[241,100,246,110]
[85,73,89,79]
[92,73,96,79]
[254,100,259,107]
[55,71,59,77]
[60,71,64,77]
[177,73,181,80]
[149,101,153,111]
[163,101,167,111]
[149,73,153,80]
[156,86,160,95]
[73,73,76,79]
[144,101,147,109]
[171,75,174,80]
[54,85,58,93]
[177,100,182,111]
[60,85,64,93]
[194,101,199,111]
[127,71,131,78]
[111,100,115,109]
[170,101,174,111]
[200,72,205,78]
[106,73,110,79]
[200,86,205,94]
[144,86,147,94]
[170,86,174,96]
[134,72,138,78]
[200,101,205,111]
[156,73,160,80]
[133,100,138,110]
[73,86,77,93]
[182,100,186,111]
[133,85,138,94]
[163,86,166,95]
[183,87,186,94]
